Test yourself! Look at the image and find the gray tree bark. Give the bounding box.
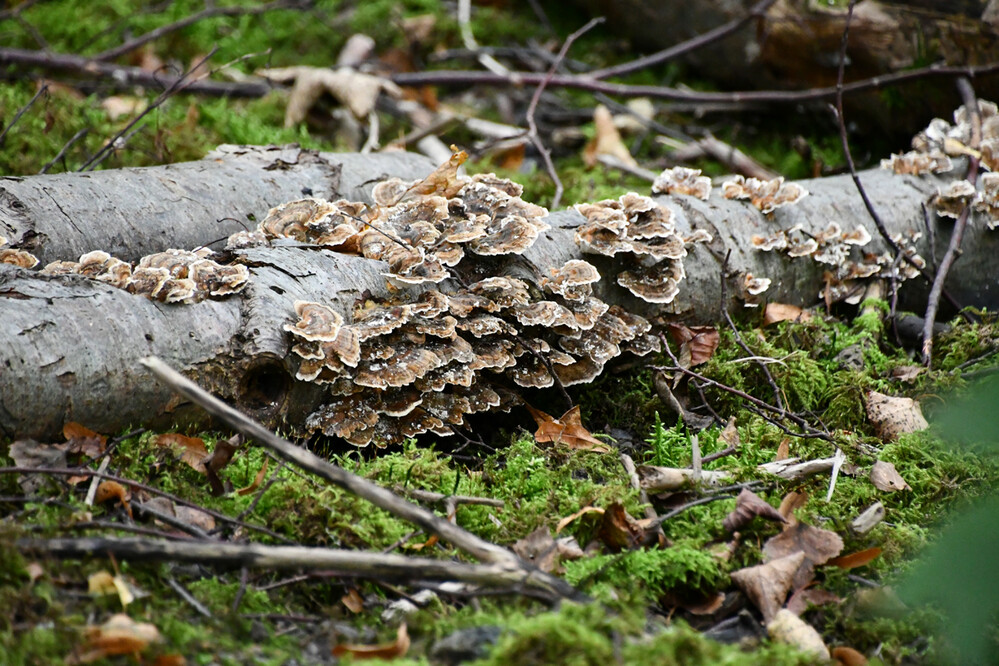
[1,148,994,440]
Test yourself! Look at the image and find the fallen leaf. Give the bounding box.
[173,505,216,533]
[526,405,610,452]
[555,505,605,534]
[513,526,558,573]
[100,96,146,121]
[890,365,923,383]
[258,65,402,125]
[767,609,830,659]
[827,546,882,570]
[237,458,269,496]
[583,104,637,169]
[777,490,808,525]
[730,551,805,622]
[9,439,68,493]
[598,502,648,551]
[666,323,720,367]
[865,390,929,441]
[63,422,107,457]
[718,416,740,449]
[94,481,133,519]
[682,591,725,615]
[831,645,868,666]
[722,488,787,532]
[775,438,790,461]
[88,571,118,596]
[763,302,812,326]
[70,613,162,664]
[151,655,186,666]
[332,623,410,660]
[786,585,841,615]
[153,433,208,473]
[26,561,45,583]
[409,145,468,199]
[870,460,911,492]
[202,434,241,496]
[763,522,844,590]
[342,588,364,614]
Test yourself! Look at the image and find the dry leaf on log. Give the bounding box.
[526,405,610,452]
[332,623,410,660]
[730,551,805,622]
[722,488,787,532]
[865,390,929,440]
[763,522,844,590]
[870,460,911,492]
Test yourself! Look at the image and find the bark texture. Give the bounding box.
[1,148,996,439]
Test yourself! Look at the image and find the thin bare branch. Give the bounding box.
[0,83,47,147]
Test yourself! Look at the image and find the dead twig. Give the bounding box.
[396,487,505,509]
[94,0,305,62]
[525,16,604,209]
[39,127,89,174]
[588,0,779,80]
[922,76,981,366]
[19,536,580,598]
[0,83,47,147]
[139,356,583,600]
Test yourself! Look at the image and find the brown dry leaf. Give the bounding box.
[666,323,720,367]
[88,571,117,596]
[63,422,107,456]
[341,588,364,614]
[70,613,162,664]
[722,488,787,532]
[237,458,269,496]
[151,655,187,666]
[831,645,868,665]
[95,481,133,519]
[763,302,812,326]
[9,439,68,493]
[682,591,725,615]
[496,143,525,170]
[890,365,923,383]
[526,404,610,452]
[777,490,808,526]
[718,416,740,449]
[730,551,805,622]
[173,505,216,533]
[258,65,401,125]
[100,96,146,121]
[410,145,468,198]
[332,623,410,660]
[513,526,558,573]
[775,438,790,461]
[865,390,929,441]
[827,546,882,569]
[763,522,844,590]
[583,104,638,169]
[786,585,841,615]
[203,435,241,496]
[555,505,605,534]
[598,502,648,551]
[766,609,830,659]
[153,433,208,473]
[870,460,911,492]
[26,561,45,583]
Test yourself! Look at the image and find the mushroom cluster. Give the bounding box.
[721,175,808,214]
[751,222,924,305]
[887,99,999,228]
[270,156,661,447]
[38,248,249,303]
[574,192,710,305]
[652,167,712,201]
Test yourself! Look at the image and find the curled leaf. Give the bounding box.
[722,488,787,532]
[870,460,911,492]
[332,623,410,660]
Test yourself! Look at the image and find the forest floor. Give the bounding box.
[2,1,999,664]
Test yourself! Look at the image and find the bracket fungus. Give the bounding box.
[0,248,40,269]
[652,166,712,200]
[721,175,808,214]
[574,192,708,305]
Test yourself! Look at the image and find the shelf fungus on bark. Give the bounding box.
[0,248,40,269]
[574,192,707,305]
[268,155,661,446]
[721,175,808,215]
[652,166,712,201]
[973,172,999,229]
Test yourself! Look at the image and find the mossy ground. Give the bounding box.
[2,0,998,663]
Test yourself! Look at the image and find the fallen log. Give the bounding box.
[1,145,996,440]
